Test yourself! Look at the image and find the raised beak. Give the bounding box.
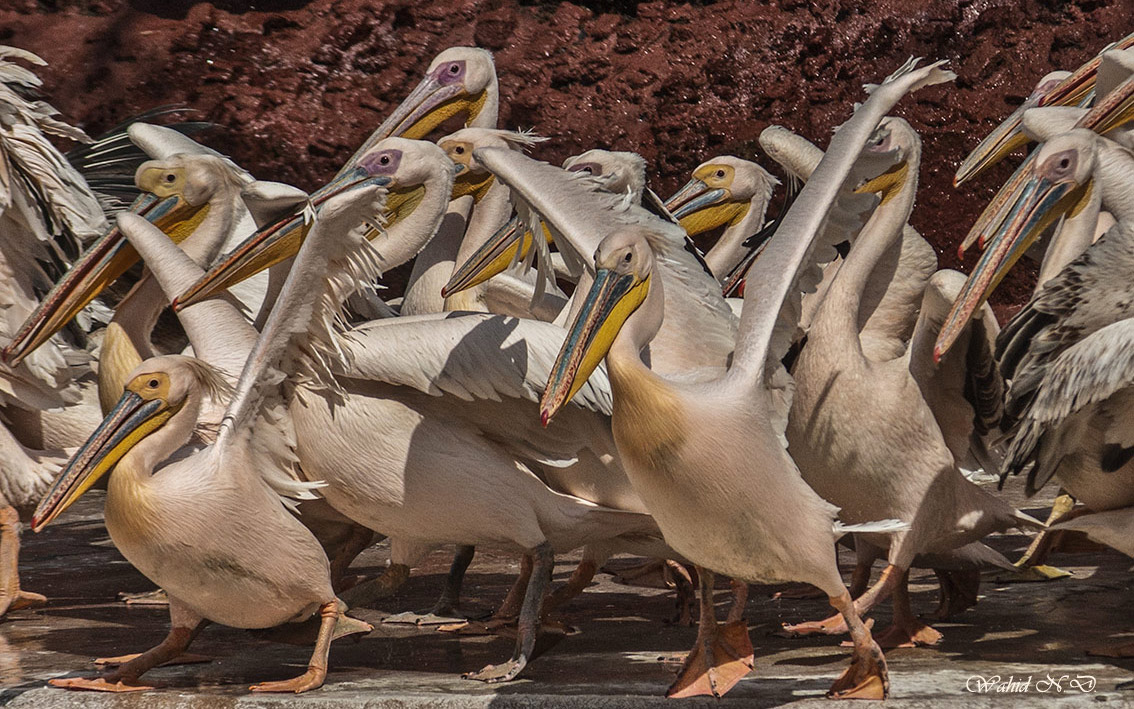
[2,192,207,366]
[540,267,649,425]
[1080,72,1134,137]
[955,152,1038,257]
[442,215,546,297]
[173,171,389,309]
[31,389,176,531]
[935,173,1092,361]
[348,77,482,165]
[953,105,1033,187]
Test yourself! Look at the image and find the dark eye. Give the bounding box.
[448,63,460,74]
[715,169,725,178]
[148,379,160,389]
[380,155,390,165]
[454,145,465,154]
[1059,157,1070,170]
[165,173,176,183]
[623,251,632,263]
[581,166,593,174]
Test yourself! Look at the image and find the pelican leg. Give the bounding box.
[725,579,748,624]
[0,503,46,616]
[329,525,377,593]
[1006,492,1075,581]
[928,568,980,620]
[251,600,344,693]
[668,560,696,626]
[782,564,900,636]
[386,545,476,625]
[51,614,207,692]
[463,542,554,683]
[441,551,533,634]
[848,559,873,599]
[827,590,888,699]
[337,562,410,609]
[871,569,942,648]
[666,567,754,698]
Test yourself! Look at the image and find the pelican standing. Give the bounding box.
[30,185,381,694]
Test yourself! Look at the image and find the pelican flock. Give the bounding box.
[2,19,1134,703]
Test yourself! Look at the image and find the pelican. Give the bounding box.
[30,185,381,694]
[954,31,1134,186]
[665,156,778,280]
[535,59,958,699]
[781,113,1040,647]
[346,47,497,170]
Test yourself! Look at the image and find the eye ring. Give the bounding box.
[1059,157,1070,170]
[448,63,460,74]
[623,252,632,263]
[454,145,465,154]
[148,379,160,389]
[715,169,725,178]
[165,173,176,183]
[379,155,390,165]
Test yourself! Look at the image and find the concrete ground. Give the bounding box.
[1,488,1132,707]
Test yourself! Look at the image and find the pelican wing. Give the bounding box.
[997,223,1134,423]
[347,312,612,415]
[730,58,955,394]
[1004,318,1134,494]
[1052,506,1134,558]
[909,269,1005,475]
[217,185,387,503]
[475,147,736,375]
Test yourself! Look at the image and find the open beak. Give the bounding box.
[540,267,649,425]
[2,192,208,366]
[442,215,551,297]
[173,171,390,310]
[31,389,177,531]
[935,172,1093,361]
[450,167,495,201]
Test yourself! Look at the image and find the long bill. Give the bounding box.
[934,172,1093,361]
[173,172,390,310]
[2,192,209,366]
[441,215,548,297]
[664,179,746,236]
[540,267,649,425]
[31,389,177,532]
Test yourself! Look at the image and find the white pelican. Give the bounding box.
[665,156,778,280]
[346,47,497,170]
[953,31,1134,186]
[534,58,959,699]
[29,185,381,694]
[783,114,1039,648]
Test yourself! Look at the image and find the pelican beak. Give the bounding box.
[540,267,649,425]
[953,106,1032,187]
[373,75,485,146]
[450,167,495,202]
[664,179,745,235]
[1082,72,1134,137]
[31,389,177,532]
[935,172,1093,361]
[173,171,390,310]
[442,215,548,297]
[2,192,208,366]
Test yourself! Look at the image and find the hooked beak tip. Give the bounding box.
[932,345,943,364]
[540,409,551,428]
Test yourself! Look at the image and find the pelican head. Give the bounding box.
[2,154,243,366]
[854,118,916,200]
[174,137,457,308]
[936,130,1098,360]
[954,71,1071,187]
[31,355,230,531]
[441,149,644,298]
[440,127,544,201]
[665,156,775,236]
[378,47,497,142]
[541,228,658,425]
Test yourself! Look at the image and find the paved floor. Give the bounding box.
[1,489,1132,707]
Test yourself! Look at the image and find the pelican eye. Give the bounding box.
[623,251,632,263]
[455,145,465,154]
[148,378,160,389]
[448,64,460,74]
[380,155,390,165]
[1058,157,1070,170]
[164,173,176,183]
[715,169,725,178]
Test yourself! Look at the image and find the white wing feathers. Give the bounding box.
[347,312,612,415]
[217,184,388,505]
[731,58,955,394]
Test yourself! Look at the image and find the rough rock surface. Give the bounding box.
[2,0,1129,315]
